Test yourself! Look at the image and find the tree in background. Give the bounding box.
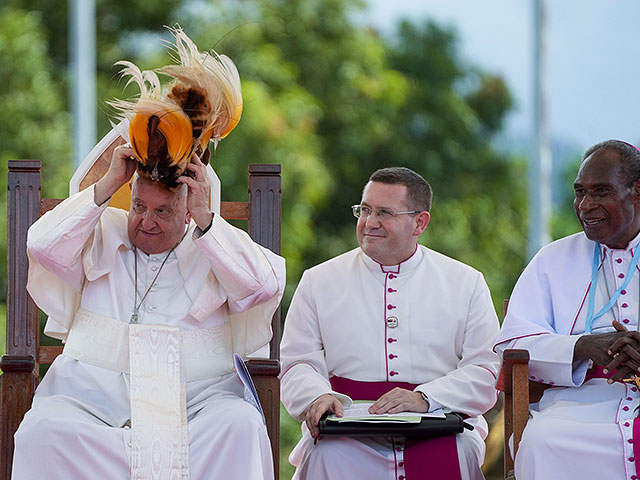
[383,20,529,312]
[1,0,533,310]
[0,2,580,479]
[0,7,72,302]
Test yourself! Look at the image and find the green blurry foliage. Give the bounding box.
[0,7,72,302]
[0,3,577,477]
[377,19,528,313]
[0,0,532,312]
[551,156,582,241]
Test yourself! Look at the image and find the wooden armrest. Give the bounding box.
[0,355,36,374]
[502,349,530,479]
[245,358,280,478]
[246,358,280,377]
[502,349,530,395]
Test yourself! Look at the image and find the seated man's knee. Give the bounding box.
[15,412,64,449]
[301,437,362,471]
[191,400,266,441]
[518,414,558,456]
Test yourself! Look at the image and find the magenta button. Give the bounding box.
[387,338,397,343]
[623,406,630,411]
[624,319,630,324]
[622,290,627,295]
[617,258,623,263]
[619,273,625,278]
[390,371,398,376]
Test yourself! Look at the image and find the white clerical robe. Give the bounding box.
[12,185,285,480]
[495,231,640,480]
[280,246,500,480]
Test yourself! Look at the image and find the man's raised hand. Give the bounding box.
[94,144,137,206]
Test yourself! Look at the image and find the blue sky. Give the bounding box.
[361,0,640,155]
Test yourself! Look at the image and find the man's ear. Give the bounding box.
[414,211,430,236]
[185,212,192,224]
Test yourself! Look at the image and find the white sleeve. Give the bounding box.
[280,270,351,421]
[495,252,590,387]
[27,185,107,291]
[193,213,285,314]
[416,274,501,416]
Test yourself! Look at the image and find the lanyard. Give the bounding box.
[585,242,640,333]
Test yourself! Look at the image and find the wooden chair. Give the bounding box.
[500,299,550,480]
[0,159,282,480]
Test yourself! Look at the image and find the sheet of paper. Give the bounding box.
[233,353,266,424]
[327,401,446,423]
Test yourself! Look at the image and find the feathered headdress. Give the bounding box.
[109,26,242,188]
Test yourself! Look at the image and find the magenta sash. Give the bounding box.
[330,376,462,480]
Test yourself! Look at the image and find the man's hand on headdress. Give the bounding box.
[94,143,137,206]
[176,152,212,230]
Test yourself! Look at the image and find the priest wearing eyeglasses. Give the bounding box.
[280,167,500,480]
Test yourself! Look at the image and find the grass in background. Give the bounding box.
[280,404,301,480]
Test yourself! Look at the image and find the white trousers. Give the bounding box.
[289,423,486,480]
[11,356,273,480]
[515,379,638,480]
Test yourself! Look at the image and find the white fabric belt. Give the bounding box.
[129,323,189,479]
[63,308,235,381]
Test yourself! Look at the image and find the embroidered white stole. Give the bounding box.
[129,324,189,479]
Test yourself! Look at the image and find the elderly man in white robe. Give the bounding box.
[280,167,500,480]
[495,139,640,480]
[11,144,285,479]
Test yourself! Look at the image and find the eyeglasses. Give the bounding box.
[351,204,421,220]
[132,200,173,220]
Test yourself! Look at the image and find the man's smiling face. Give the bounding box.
[127,176,190,254]
[573,149,640,249]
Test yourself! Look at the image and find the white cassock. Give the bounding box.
[12,185,285,480]
[495,231,640,480]
[280,246,500,480]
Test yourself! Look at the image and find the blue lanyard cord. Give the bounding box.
[585,242,640,333]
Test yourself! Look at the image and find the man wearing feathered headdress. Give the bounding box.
[11,27,284,480]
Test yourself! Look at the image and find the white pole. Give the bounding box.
[529,0,552,259]
[70,0,97,168]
